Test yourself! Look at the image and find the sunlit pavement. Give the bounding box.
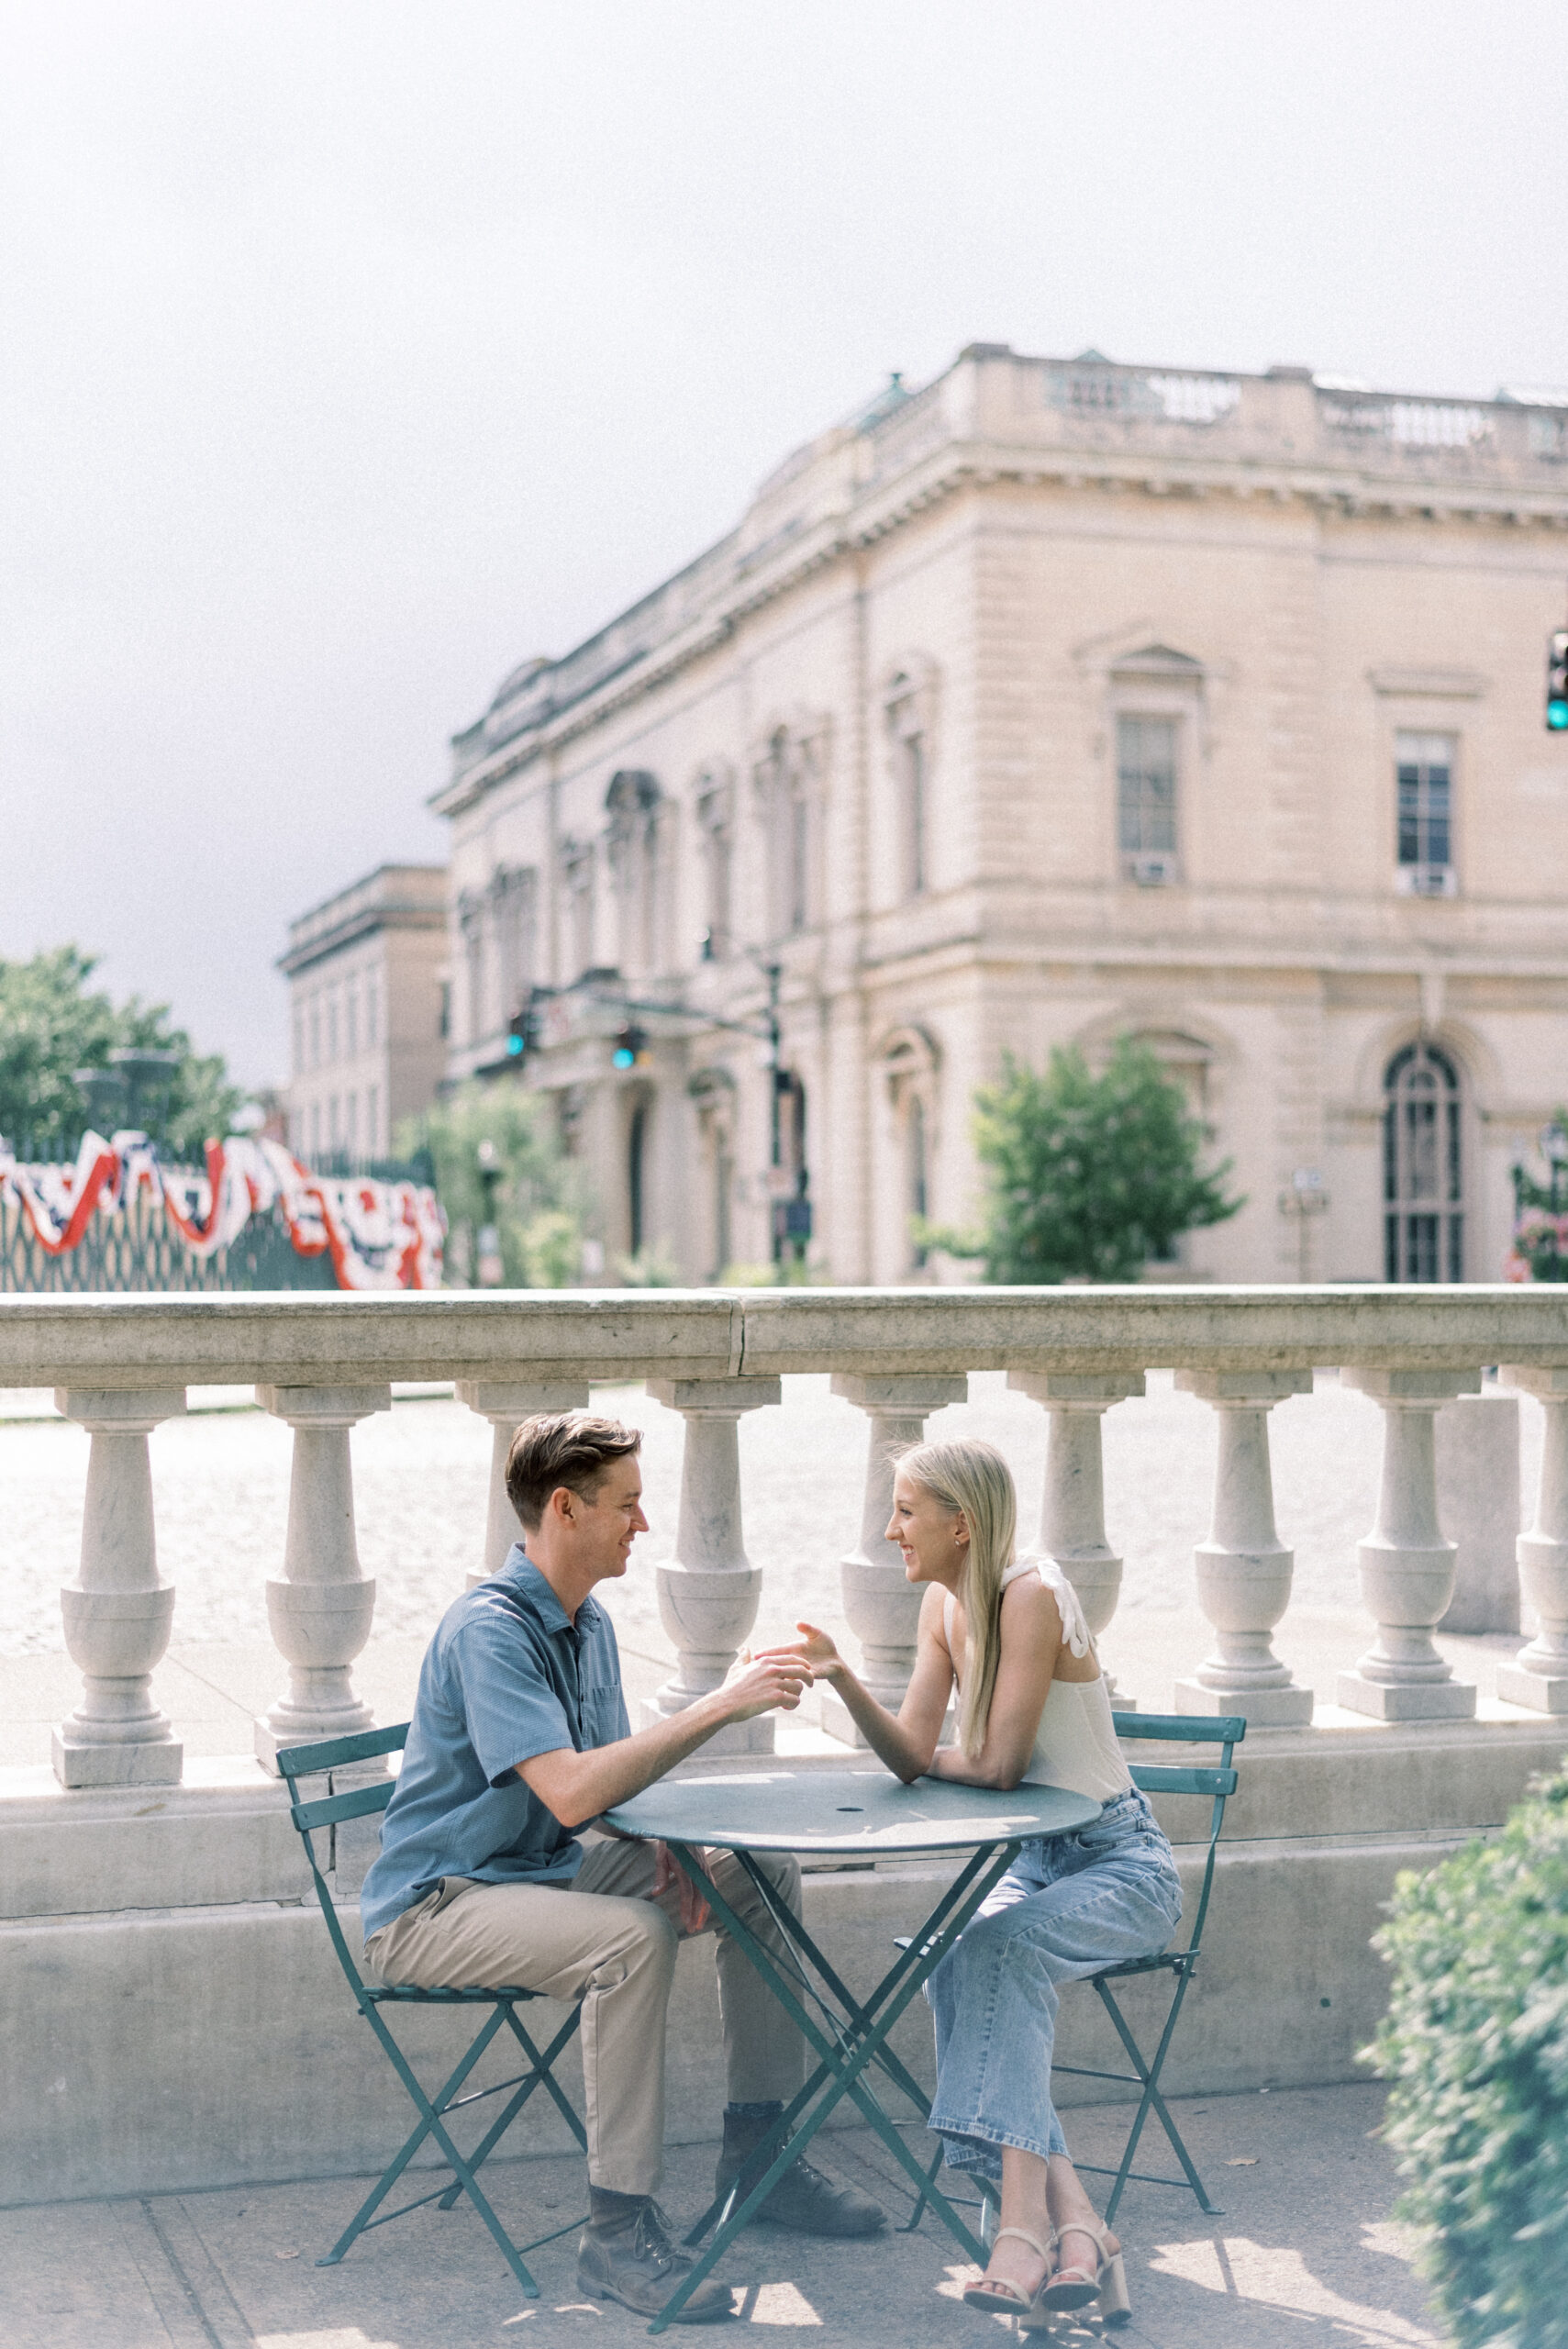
[0,2087,1437,2349]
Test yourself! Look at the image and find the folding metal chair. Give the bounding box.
[902,1709,1245,2233]
[277,1722,587,2297]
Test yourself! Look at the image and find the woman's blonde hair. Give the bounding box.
[895,1436,1017,1757]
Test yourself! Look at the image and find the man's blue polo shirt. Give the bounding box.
[360,1547,629,1942]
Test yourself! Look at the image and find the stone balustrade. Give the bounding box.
[6,1284,1568,1787]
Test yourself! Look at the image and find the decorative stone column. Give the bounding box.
[254,1385,392,1772]
[1337,1369,1480,1720]
[819,1374,968,1746]
[1008,1372,1143,1706]
[1497,1366,1568,1711]
[455,1380,591,1589]
[52,1387,186,1787]
[642,1377,780,1755]
[1173,1371,1315,1726]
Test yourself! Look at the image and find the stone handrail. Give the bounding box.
[6,1285,1567,1790]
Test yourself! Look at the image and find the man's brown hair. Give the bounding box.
[504,1411,642,1534]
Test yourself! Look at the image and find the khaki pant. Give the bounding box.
[362,1837,804,2196]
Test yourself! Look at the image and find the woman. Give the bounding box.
[761,1436,1180,2328]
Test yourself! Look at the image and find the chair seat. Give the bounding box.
[366,1983,538,2004]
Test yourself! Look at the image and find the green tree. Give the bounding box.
[1368,1769,1568,2348]
[931,1038,1241,1283]
[397,1082,588,1288]
[0,946,242,1158]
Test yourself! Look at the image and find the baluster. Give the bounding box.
[821,1374,968,1745]
[642,1377,780,1755]
[1497,1366,1568,1712]
[254,1384,392,1772]
[1008,1373,1143,1705]
[456,1380,591,1589]
[53,1387,186,1787]
[1173,1371,1314,1725]
[1337,1369,1480,1720]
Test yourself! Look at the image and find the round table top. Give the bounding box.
[603,1768,1099,1856]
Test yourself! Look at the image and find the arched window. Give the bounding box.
[882,1026,940,1275]
[1384,1042,1464,1282]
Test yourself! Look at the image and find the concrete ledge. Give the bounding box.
[0,1830,1467,2207]
[1,1716,1557,2205]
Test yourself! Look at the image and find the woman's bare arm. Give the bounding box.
[927,1576,1062,1789]
[754,1586,954,1783]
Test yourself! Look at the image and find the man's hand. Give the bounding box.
[718,1646,815,1722]
[651,1840,710,1932]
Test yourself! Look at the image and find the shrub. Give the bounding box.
[396,1084,588,1287]
[1367,1767,1568,2347]
[923,1037,1241,1283]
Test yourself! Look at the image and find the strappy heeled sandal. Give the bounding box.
[1029,2219,1131,2327]
[960,2224,1051,2315]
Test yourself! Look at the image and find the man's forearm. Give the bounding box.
[524,1687,737,1827]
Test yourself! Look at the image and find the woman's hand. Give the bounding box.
[753,1620,845,1686]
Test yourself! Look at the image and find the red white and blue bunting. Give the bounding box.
[0,1131,446,1290]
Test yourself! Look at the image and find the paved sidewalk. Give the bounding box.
[2,2086,1439,2348]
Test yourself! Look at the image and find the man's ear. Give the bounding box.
[547,1483,578,1528]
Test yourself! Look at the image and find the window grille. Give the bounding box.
[1117,717,1179,870]
[1395,731,1454,885]
[1384,1042,1463,1282]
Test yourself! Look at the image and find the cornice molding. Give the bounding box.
[432,436,1568,823]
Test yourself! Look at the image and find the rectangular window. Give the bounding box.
[1395,732,1454,874]
[308,999,320,1069]
[1117,717,1179,871]
[347,988,359,1059]
[327,995,339,1063]
[347,1092,359,1152]
[367,976,379,1048]
[368,1084,380,1154]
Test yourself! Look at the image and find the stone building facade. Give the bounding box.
[279,863,448,1162]
[433,347,1568,1283]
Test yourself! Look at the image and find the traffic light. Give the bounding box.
[506,1001,540,1065]
[1550,630,1568,732]
[612,1024,649,1070]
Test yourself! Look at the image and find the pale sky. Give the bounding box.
[2,1,1561,1087]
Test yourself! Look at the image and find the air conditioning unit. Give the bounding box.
[1127,852,1179,887]
[1395,863,1458,898]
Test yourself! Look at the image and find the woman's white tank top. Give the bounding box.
[944,1559,1132,1806]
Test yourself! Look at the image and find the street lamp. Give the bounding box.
[1277,1165,1329,1284]
[74,1066,128,1137]
[474,1138,505,1286]
[109,1048,181,1141]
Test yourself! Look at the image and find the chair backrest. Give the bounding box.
[1111,1710,1244,1958]
[276,1722,411,1998]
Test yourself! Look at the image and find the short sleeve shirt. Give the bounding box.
[360,1547,630,1943]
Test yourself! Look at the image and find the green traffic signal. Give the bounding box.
[1551,631,1568,731]
[1551,700,1568,731]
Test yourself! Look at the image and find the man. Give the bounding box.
[361,1411,884,2322]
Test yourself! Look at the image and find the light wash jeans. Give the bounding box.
[925,1787,1182,2176]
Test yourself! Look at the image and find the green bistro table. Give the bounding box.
[603,1766,1099,2332]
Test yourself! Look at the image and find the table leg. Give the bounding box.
[733,1854,952,2123]
[648,1839,1020,2334]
